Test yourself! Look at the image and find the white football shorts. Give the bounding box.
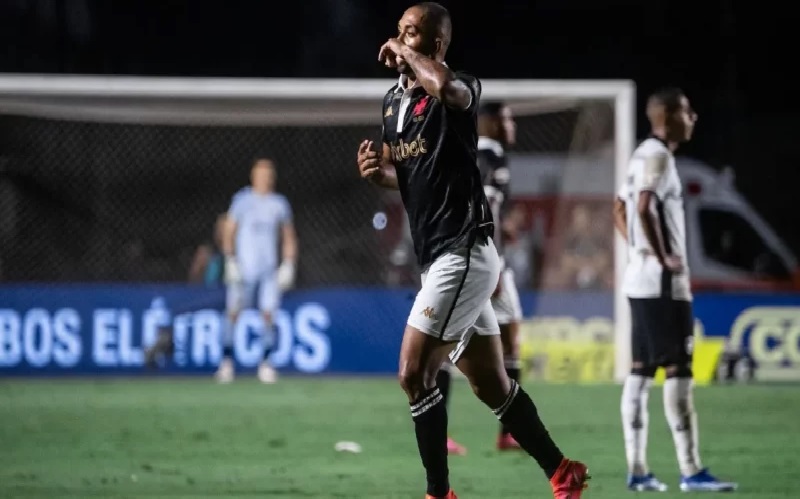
[226,272,281,315]
[407,236,501,363]
[492,266,523,325]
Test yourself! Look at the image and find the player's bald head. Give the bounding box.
[411,2,452,53]
[646,87,685,125]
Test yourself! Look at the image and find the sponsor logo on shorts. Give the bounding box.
[420,306,438,320]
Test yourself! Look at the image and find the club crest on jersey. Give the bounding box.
[412,96,431,121]
[384,106,393,117]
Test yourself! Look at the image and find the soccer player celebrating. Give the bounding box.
[215,158,298,384]
[436,101,525,454]
[356,3,588,498]
[614,88,737,492]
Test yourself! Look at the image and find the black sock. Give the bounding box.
[410,387,449,497]
[222,345,233,358]
[436,368,452,408]
[494,380,564,478]
[500,366,520,436]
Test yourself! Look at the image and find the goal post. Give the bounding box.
[0,74,635,382]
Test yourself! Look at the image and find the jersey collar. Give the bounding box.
[648,134,669,149]
[478,136,504,156]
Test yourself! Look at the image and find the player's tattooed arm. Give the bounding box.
[399,45,471,109]
[613,197,627,241]
[378,39,470,110]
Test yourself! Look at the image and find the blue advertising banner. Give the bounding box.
[0,285,799,377]
[0,285,413,375]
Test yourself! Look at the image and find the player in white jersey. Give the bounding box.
[435,101,525,455]
[215,158,298,384]
[614,88,737,492]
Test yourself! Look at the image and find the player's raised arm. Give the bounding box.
[378,4,474,111]
[636,152,670,264]
[394,44,472,110]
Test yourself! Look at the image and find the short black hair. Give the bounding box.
[415,2,452,47]
[478,101,506,117]
[648,87,685,113]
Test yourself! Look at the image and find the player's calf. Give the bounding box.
[663,364,703,477]
[215,310,239,383]
[498,322,522,450]
[398,326,454,498]
[621,364,656,478]
[455,334,570,481]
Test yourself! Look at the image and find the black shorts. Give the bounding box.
[629,298,694,368]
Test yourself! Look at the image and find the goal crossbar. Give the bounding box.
[0,73,636,383]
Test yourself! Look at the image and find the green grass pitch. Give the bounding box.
[1,378,798,498]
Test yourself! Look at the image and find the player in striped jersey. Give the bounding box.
[435,101,525,454]
[614,88,737,492]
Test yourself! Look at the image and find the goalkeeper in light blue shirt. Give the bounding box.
[215,158,298,384]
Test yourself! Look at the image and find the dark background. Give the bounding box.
[0,0,796,253]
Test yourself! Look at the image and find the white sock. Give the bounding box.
[663,377,703,476]
[621,374,653,476]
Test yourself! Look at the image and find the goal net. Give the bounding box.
[0,75,635,380]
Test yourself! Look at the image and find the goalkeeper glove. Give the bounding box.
[277,261,296,291]
[224,256,242,285]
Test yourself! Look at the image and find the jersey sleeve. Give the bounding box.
[616,180,629,200]
[638,151,670,199]
[454,72,481,114]
[228,189,249,222]
[279,196,293,224]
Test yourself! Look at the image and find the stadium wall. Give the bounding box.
[1,285,799,382]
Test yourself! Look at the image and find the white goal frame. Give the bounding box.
[0,74,636,383]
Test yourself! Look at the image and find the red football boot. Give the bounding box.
[496,433,522,451]
[425,490,457,499]
[446,436,467,456]
[550,458,590,499]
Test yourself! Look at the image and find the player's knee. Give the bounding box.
[664,364,692,378]
[631,365,657,378]
[398,365,436,401]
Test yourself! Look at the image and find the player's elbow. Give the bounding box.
[440,78,471,110]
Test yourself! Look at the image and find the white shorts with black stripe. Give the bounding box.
[406,236,501,363]
[492,266,523,325]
